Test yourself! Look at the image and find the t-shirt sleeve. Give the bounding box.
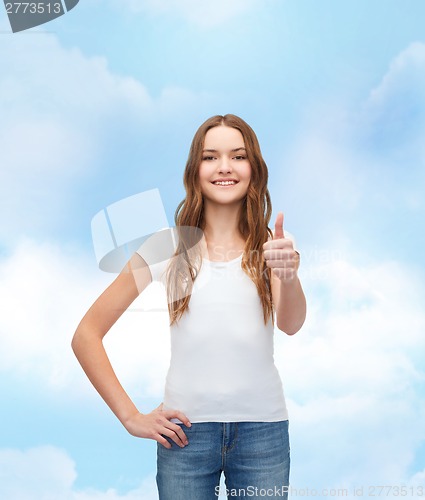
[135,229,179,284]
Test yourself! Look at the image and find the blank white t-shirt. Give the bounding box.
[136,230,298,423]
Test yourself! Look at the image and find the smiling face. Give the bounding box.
[198,125,251,207]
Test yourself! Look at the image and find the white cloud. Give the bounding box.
[0,237,171,401]
[0,446,159,500]
[1,38,425,494]
[409,467,425,486]
[367,42,425,118]
[0,33,147,242]
[0,446,76,499]
[360,41,425,168]
[0,32,209,244]
[274,255,425,489]
[112,0,275,28]
[271,42,425,491]
[279,42,425,250]
[2,235,424,490]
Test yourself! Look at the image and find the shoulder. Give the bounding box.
[135,228,179,283]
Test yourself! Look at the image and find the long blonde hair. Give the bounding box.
[165,114,274,327]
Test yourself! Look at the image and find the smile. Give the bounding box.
[211,181,239,186]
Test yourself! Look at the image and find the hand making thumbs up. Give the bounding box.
[262,211,300,282]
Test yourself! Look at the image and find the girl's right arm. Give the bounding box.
[71,253,191,449]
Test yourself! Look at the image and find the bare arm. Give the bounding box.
[71,253,191,448]
[271,272,306,335]
[264,212,307,335]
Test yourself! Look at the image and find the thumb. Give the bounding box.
[273,211,285,239]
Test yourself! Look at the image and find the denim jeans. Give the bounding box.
[156,420,290,500]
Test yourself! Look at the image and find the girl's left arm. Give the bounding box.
[263,211,307,335]
[271,273,306,335]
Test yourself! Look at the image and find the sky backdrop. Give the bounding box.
[1,1,425,498]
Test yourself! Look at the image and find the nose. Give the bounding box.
[218,157,232,174]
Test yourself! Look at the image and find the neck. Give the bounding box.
[202,202,243,244]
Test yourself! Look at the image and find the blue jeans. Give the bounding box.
[156,420,290,499]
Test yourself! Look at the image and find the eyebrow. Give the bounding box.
[202,147,247,153]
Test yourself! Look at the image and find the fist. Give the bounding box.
[262,211,300,282]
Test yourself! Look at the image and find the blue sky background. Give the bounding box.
[1,1,425,498]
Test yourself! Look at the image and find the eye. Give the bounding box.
[202,156,216,161]
[233,155,247,160]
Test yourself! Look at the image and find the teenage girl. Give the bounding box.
[72,114,306,500]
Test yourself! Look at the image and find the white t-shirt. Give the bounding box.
[136,230,298,423]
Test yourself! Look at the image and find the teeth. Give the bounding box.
[213,181,236,186]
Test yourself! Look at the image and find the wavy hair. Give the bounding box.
[165,114,274,327]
